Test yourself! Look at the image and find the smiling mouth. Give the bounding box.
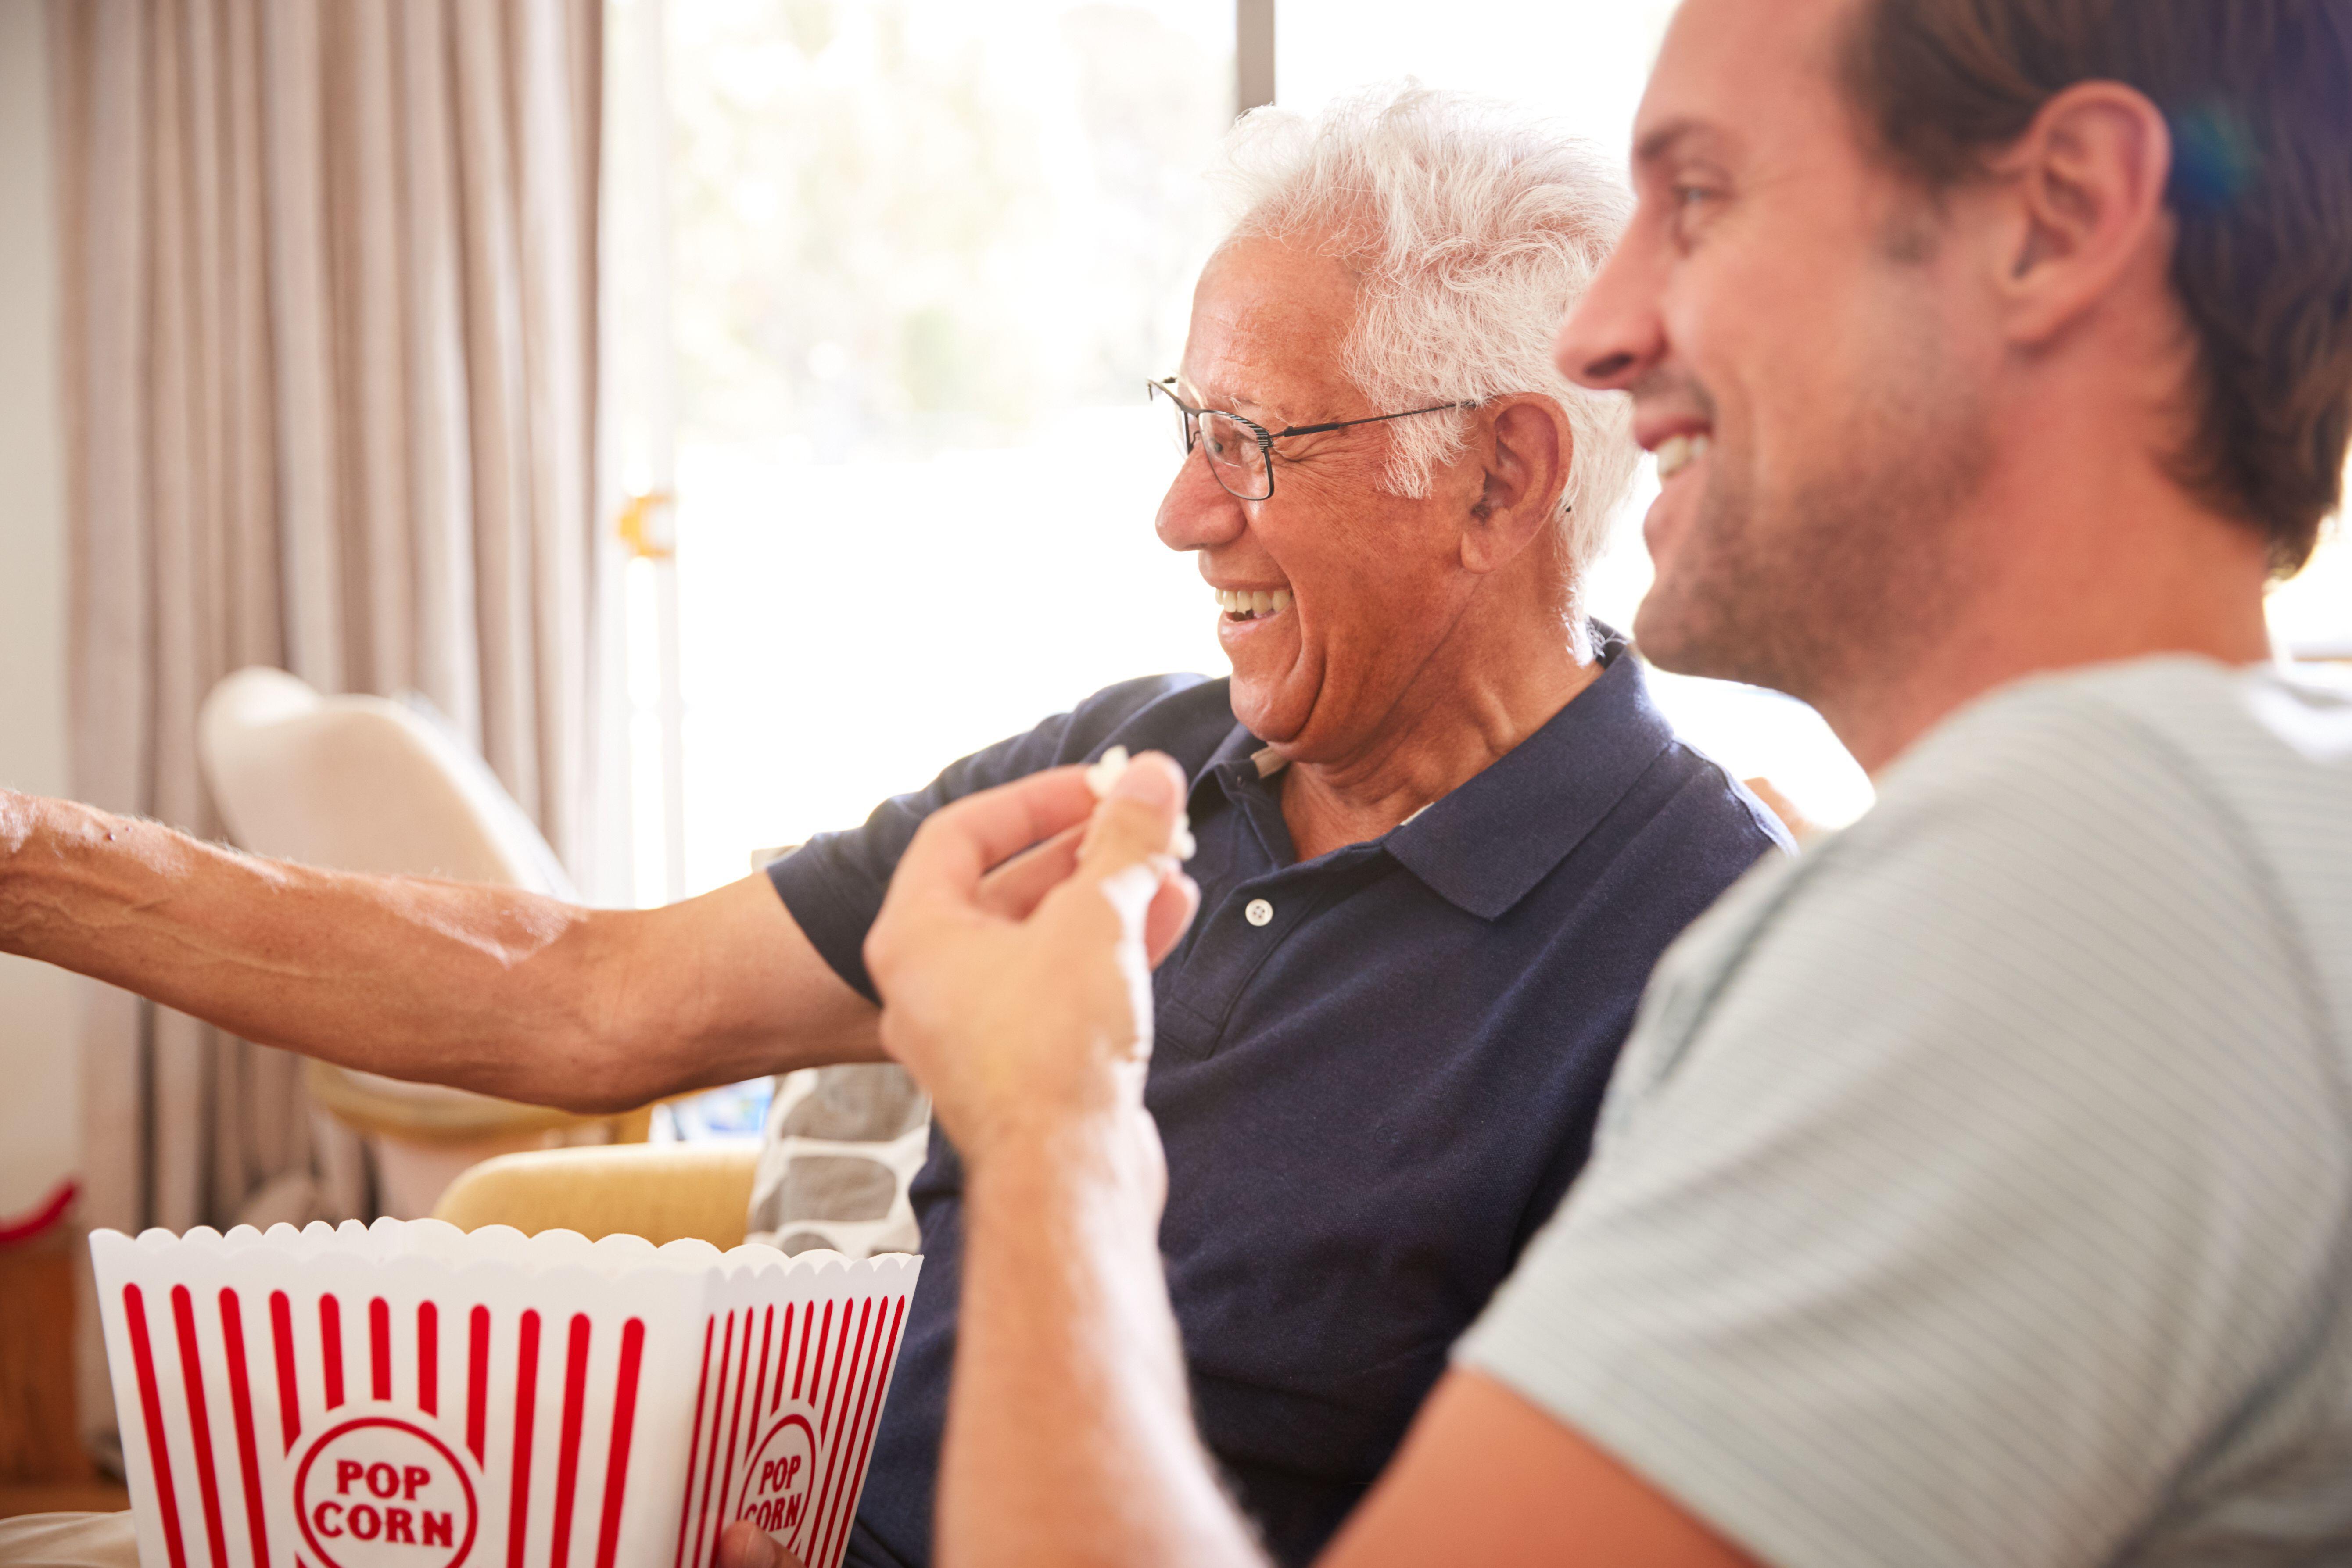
[1655,433,1713,480]
[1216,587,1293,623]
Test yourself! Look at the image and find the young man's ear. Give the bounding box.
[1462,397,1571,575]
[1983,80,2175,345]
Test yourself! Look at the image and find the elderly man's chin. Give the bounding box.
[1222,623,1317,746]
[1226,666,1309,748]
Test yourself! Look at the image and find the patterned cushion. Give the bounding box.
[744,1062,930,1258]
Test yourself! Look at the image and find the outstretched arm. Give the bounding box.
[0,790,882,1111]
[733,759,1757,1568]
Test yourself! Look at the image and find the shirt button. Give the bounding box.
[1244,897,1274,927]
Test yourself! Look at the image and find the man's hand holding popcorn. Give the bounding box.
[720,753,1212,1568]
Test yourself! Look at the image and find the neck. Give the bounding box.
[1815,443,2276,776]
[1278,598,1596,862]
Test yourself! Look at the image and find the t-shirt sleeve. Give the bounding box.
[1454,686,2348,1568]
[767,674,1205,1001]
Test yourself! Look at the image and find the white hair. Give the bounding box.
[1217,84,1639,626]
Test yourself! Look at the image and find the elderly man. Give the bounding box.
[797,3,2352,1567]
[0,89,1781,1568]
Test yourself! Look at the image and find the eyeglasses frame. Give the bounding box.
[1147,377,1477,501]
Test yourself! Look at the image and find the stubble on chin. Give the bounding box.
[1636,381,1992,712]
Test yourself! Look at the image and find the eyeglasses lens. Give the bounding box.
[1198,412,1270,500]
[1149,382,1270,500]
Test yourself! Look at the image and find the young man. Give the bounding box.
[795,1,2352,1565]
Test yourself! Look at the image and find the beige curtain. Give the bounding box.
[48,0,604,1246]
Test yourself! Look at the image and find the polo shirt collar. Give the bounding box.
[1191,626,1680,921]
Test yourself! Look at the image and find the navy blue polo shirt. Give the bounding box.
[767,632,1789,1568]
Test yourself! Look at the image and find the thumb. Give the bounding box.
[1072,752,1188,926]
[715,1521,802,1568]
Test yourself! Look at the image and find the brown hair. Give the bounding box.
[1843,0,2352,574]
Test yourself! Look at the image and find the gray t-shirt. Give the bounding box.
[1457,656,2352,1568]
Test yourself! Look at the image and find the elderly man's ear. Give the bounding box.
[1460,395,1572,575]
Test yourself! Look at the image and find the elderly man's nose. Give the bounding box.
[1554,242,1661,392]
[1154,446,1247,553]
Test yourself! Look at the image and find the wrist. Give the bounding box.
[0,788,36,859]
[0,791,55,942]
[963,1109,1165,1224]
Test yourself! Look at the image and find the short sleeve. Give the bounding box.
[768,674,1210,999]
[1455,685,2349,1568]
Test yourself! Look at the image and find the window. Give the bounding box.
[2272,523,2352,661]
[652,0,1236,898]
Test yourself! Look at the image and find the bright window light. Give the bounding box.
[665,0,1235,891]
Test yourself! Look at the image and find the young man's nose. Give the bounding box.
[1554,237,1665,393]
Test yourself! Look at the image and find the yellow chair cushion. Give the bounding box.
[430,1143,759,1249]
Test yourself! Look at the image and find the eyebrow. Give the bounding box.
[1183,376,1281,424]
[1632,118,1728,170]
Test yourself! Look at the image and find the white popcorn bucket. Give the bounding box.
[91,1219,921,1568]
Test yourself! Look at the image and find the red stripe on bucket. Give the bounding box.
[468,1305,491,1463]
[715,1310,757,1529]
[549,1314,593,1568]
[219,1289,272,1568]
[671,1318,716,1568]
[319,1296,344,1409]
[806,1302,868,1558]
[123,1285,190,1568]
[269,1292,301,1452]
[811,1300,883,1568]
[170,1285,230,1568]
[795,1301,824,1403]
[806,1300,874,1563]
[771,1305,795,1413]
[824,1296,908,1568]
[592,1318,646,1568]
[688,1314,737,1568]
[508,1310,542,1568]
[751,1307,774,1421]
[370,1297,392,1403]
[817,1300,863,1443]
[418,1302,439,1416]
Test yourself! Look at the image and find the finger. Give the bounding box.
[1054,752,1189,937]
[715,1521,802,1568]
[1143,870,1200,967]
[975,822,1086,922]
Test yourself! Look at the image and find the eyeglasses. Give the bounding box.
[1147,377,1474,501]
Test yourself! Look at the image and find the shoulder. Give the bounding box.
[1643,738,1796,860]
[1615,656,2346,1148]
[1844,655,2351,934]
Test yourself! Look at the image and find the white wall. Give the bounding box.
[0,0,85,1219]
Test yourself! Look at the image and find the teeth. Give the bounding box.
[1655,433,1711,480]
[1215,587,1294,619]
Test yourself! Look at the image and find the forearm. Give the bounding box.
[0,792,649,1105]
[944,1121,1266,1568]
[0,792,882,1109]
